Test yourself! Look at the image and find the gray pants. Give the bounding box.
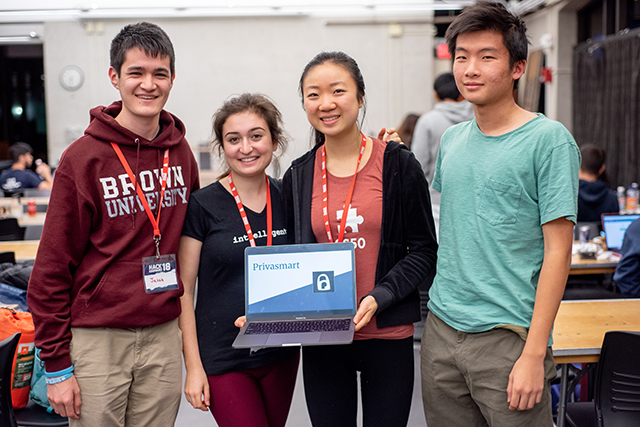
[421,313,556,427]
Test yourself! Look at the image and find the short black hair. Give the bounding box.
[10,142,33,163]
[110,22,175,76]
[580,143,607,176]
[434,72,460,101]
[445,1,529,68]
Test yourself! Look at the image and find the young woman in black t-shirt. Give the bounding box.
[178,93,299,427]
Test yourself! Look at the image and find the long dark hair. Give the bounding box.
[298,51,367,146]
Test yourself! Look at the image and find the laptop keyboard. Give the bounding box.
[245,318,351,335]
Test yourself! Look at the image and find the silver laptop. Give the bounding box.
[602,213,640,252]
[232,242,357,348]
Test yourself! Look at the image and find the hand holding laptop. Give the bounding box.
[236,295,376,332]
[232,242,357,348]
[353,295,378,331]
[235,316,246,328]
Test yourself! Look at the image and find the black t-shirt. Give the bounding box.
[181,178,298,376]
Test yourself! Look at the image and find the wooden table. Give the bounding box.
[0,240,40,260]
[569,252,618,275]
[0,196,49,208]
[553,299,640,362]
[16,212,46,227]
[553,299,640,426]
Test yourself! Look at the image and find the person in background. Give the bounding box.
[420,3,580,426]
[284,51,437,427]
[179,93,299,427]
[577,143,618,222]
[410,72,474,237]
[612,218,640,297]
[27,22,199,426]
[396,113,419,150]
[0,142,53,195]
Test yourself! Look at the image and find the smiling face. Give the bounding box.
[452,30,525,108]
[109,47,174,133]
[302,62,363,141]
[222,112,277,180]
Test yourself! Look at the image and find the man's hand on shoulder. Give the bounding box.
[377,127,401,143]
[48,375,81,420]
[506,351,545,411]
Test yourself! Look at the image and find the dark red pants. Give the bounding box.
[207,352,300,427]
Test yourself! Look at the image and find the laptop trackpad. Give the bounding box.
[266,332,321,346]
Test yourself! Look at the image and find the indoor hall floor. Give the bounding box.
[174,342,427,427]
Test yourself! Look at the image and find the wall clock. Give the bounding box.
[59,65,84,91]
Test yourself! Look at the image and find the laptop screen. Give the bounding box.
[244,242,356,319]
[602,214,640,251]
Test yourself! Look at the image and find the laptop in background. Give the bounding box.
[232,242,357,349]
[601,213,640,251]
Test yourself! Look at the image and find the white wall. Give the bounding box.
[42,16,434,175]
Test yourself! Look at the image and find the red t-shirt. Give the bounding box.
[311,137,414,340]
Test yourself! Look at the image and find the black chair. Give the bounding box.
[21,190,51,198]
[24,226,43,241]
[0,251,16,264]
[565,331,640,427]
[13,399,69,427]
[0,333,20,427]
[0,333,68,427]
[0,218,24,241]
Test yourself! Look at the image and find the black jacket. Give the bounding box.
[283,141,437,328]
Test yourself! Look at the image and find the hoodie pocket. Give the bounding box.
[85,269,110,308]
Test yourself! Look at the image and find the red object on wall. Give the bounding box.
[541,66,553,83]
[436,43,451,59]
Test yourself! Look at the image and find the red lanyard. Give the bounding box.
[322,132,367,243]
[228,173,272,247]
[111,142,169,256]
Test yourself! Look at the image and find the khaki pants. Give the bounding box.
[69,319,182,427]
[421,313,556,427]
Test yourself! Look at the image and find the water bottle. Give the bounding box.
[617,186,627,214]
[10,196,22,219]
[627,182,639,214]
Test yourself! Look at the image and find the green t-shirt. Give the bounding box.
[428,114,580,339]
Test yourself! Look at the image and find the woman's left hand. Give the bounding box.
[353,295,378,331]
[377,127,402,144]
[234,316,246,328]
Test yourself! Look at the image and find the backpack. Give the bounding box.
[0,307,35,409]
[30,348,53,412]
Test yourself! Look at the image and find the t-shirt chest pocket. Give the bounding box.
[477,178,522,225]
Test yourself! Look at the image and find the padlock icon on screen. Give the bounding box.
[313,271,334,293]
[317,274,331,290]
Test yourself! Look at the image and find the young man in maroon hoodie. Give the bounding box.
[27,22,199,426]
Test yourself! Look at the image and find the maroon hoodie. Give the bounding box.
[27,101,200,372]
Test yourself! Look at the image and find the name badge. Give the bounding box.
[142,254,179,293]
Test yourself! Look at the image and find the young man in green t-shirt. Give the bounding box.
[420,2,580,426]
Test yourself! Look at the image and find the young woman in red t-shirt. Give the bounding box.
[282,52,438,426]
